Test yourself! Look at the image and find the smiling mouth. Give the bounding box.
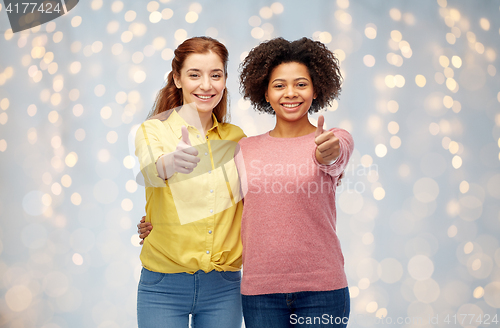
[281,102,302,108]
[195,94,215,100]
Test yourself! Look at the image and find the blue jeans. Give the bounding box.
[242,288,350,328]
[137,268,242,328]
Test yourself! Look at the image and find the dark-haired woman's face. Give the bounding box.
[265,62,316,122]
[174,51,226,115]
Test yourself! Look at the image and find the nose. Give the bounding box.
[284,85,297,98]
[200,76,212,91]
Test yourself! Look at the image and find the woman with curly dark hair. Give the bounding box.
[237,37,353,328]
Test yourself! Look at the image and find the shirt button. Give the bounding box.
[204,152,208,156]
[206,136,208,139]
[210,209,213,213]
[206,250,210,254]
[208,170,212,174]
[208,230,212,234]
[197,135,200,138]
[210,189,213,193]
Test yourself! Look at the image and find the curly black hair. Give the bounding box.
[239,37,342,114]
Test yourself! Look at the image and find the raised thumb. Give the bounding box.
[315,115,325,137]
[181,126,191,145]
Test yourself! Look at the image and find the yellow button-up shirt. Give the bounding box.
[135,109,245,273]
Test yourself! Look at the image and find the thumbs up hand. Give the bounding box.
[173,126,200,173]
[314,115,340,165]
[180,125,192,146]
[156,126,200,179]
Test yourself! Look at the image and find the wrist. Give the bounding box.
[315,148,336,165]
[156,154,175,180]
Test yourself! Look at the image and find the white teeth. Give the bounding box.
[197,95,212,99]
[282,103,300,108]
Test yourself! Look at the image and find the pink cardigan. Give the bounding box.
[237,129,354,295]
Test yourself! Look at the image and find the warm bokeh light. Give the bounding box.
[415,74,426,87]
[480,18,490,31]
[439,55,449,67]
[185,11,198,23]
[71,192,82,205]
[174,29,188,41]
[390,136,401,149]
[123,155,136,169]
[373,187,385,200]
[452,155,462,169]
[387,100,399,113]
[365,24,377,39]
[61,174,72,187]
[71,16,82,27]
[391,30,402,42]
[375,144,387,157]
[65,152,78,167]
[459,180,469,194]
[389,8,401,21]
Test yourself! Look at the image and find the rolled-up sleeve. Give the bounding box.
[312,128,354,177]
[135,120,167,188]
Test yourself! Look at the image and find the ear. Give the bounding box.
[313,91,317,100]
[265,91,269,103]
[173,74,181,89]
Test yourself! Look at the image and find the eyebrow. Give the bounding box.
[271,77,310,83]
[186,68,224,73]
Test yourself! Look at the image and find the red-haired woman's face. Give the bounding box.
[174,51,226,114]
[265,62,316,122]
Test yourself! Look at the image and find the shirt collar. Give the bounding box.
[168,110,222,140]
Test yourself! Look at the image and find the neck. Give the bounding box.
[270,115,315,138]
[199,110,214,135]
[177,104,214,136]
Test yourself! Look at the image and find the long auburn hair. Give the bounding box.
[148,36,230,123]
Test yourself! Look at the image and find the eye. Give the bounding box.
[212,74,222,78]
[274,83,284,89]
[189,73,199,78]
[297,82,308,87]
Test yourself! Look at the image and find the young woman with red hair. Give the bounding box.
[135,36,244,328]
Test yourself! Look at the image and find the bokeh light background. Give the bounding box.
[1,0,499,327]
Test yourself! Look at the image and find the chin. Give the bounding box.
[196,104,217,113]
[280,111,308,122]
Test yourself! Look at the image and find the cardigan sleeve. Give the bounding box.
[312,128,354,177]
[234,138,249,200]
